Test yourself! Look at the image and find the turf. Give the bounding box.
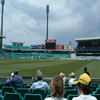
[0,59,99,77]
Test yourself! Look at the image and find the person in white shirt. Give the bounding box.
[72,73,97,100]
[59,72,66,85]
[68,72,75,86]
[45,75,67,100]
[29,69,49,92]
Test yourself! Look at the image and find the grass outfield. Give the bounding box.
[0,58,100,77]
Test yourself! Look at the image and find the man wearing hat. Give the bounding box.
[29,69,49,91]
[59,72,66,85]
[72,73,97,100]
[4,69,24,88]
[68,72,75,86]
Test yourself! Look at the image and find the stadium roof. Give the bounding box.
[75,37,100,42]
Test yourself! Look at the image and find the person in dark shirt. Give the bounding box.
[84,67,90,76]
[4,69,24,88]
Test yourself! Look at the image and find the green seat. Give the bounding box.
[65,84,69,87]
[90,88,93,94]
[67,94,78,100]
[0,95,3,100]
[47,89,50,94]
[91,83,98,88]
[4,92,23,100]
[24,93,43,100]
[0,83,4,90]
[12,84,22,90]
[32,89,46,99]
[23,83,27,86]
[90,86,97,92]
[46,94,51,98]
[71,84,77,89]
[92,94,100,100]
[24,85,30,88]
[16,88,31,97]
[64,89,78,98]
[74,86,77,89]
[2,86,15,96]
[65,86,73,90]
[93,88,100,94]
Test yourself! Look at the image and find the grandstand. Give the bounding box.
[0,44,71,59]
[75,37,100,60]
[1,37,100,61]
[75,37,100,55]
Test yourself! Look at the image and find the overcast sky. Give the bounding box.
[1,0,100,48]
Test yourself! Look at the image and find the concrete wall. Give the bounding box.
[0,76,100,85]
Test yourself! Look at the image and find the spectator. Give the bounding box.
[45,75,67,100]
[72,73,97,100]
[29,69,49,91]
[59,72,66,84]
[7,72,14,81]
[4,69,24,88]
[68,72,75,86]
[84,67,90,76]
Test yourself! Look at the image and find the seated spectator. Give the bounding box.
[29,69,49,91]
[59,72,66,84]
[84,67,90,76]
[68,72,75,86]
[4,69,24,88]
[7,72,14,81]
[72,73,97,100]
[45,75,67,100]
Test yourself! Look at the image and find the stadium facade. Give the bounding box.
[75,37,100,56]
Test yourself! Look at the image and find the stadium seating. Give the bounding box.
[4,92,23,100]
[53,54,60,57]
[1,86,15,96]
[24,85,30,88]
[32,89,47,99]
[12,84,22,90]
[0,54,4,58]
[65,84,69,87]
[64,89,78,98]
[16,88,31,97]
[67,94,78,100]
[65,86,73,90]
[0,95,3,100]
[46,54,53,57]
[24,93,43,100]
[92,88,100,94]
[39,53,46,56]
[0,83,4,90]
[91,94,100,100]
[0,50,4,54]
[31,52,38,56]
[90,86,97,92]
[71,84,77,89]
[91,83,98,88]
[46,94,51,98]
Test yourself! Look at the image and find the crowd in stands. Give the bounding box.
[0,67,98,100]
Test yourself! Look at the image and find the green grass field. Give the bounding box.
[0,58,100,78]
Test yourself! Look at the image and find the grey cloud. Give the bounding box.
[2,0,100,48]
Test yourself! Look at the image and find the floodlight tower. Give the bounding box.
[0,0,5,49]
[46,5,49,40]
